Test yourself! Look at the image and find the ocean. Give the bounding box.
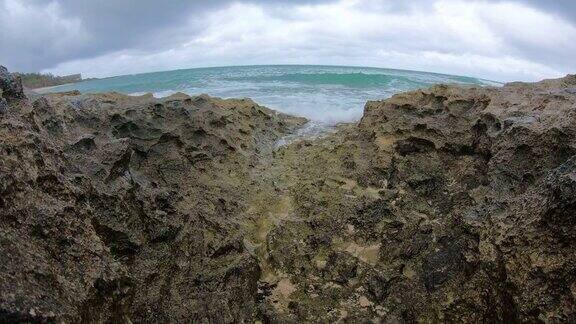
[42,65,498,124]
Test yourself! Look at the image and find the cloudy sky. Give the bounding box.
[0,0,574,82]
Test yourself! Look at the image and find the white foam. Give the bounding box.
[275,121,338,147]
[128,90,178,98]
[153,90,178,98]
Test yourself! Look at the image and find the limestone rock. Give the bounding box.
[0,90,305,322]
[0,66,25,102]
[1,74,575,322]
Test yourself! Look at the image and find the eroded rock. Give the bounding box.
[1,73,575,322]
[0,66,25,102]
[0,89,305,322]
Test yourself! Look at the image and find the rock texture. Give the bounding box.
[0,66,24,103]
[1,66,575,323]
[260,76,576,322]
[0,70,305,322]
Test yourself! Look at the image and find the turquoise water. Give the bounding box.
[43,65,497,123]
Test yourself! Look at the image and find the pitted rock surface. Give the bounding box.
[1,68,575,323]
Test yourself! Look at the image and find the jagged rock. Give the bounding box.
[0,90,305,322]
[0,98,6,114]
[1,75,575,322]
[0,66,25,102]
[254,75,576,322]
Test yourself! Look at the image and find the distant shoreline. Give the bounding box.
[29,82,78,94]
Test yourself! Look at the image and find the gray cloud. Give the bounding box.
[0,0,574,81]
[356,0,576,23]
[0,0,330,72]
[0,0,234,71]
[520,0,576,23]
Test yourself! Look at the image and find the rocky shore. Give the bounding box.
[1,66,575,322]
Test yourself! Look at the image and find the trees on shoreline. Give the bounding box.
[15,72,82,89]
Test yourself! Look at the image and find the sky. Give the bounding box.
[0,0,575,82]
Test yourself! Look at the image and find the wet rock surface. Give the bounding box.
[1,68,575,323]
